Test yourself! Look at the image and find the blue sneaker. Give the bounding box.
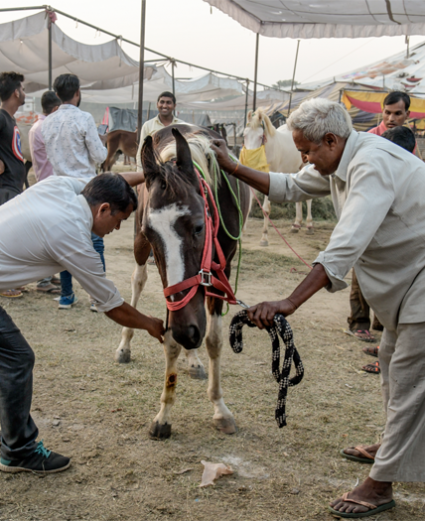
[58,293,78,309]
[0,440,71,474]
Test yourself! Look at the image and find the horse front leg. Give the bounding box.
[149,331,181,439]
[183,348,207,379]
[260,195,271,247]
[205,306,236,434]
[306,199,314,235]
[115,233,150,363]
[291,201,303,233]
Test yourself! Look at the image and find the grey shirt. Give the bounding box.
[268,130,425,331]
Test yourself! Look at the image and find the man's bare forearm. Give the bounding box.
[288,263,330,308]
[105,302,152,329]
[115,171,145,187]
[231,164,270,195]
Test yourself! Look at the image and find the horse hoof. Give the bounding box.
[306,227,314,235]
[259,240,269,247]
[188,365,207,380]
[115,349,131,363]
[290,227,300,234]
[214,417,237,434]
[149,421,172,440]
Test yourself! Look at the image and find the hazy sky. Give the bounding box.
[2,0,424,88]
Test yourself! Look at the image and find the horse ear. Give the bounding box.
[172,128,196,177]
[247,110,253,122]
[141,135,160,189]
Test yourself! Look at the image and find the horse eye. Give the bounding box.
[194,224,204,235]
[160,180,166,190]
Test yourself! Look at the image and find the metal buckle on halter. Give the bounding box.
[199,270,212,286]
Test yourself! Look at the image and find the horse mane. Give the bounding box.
[248,108,276,137]
[159,133,215,185]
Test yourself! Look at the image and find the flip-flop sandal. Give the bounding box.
[328,492,396,518]
[340,445,375,464]
[0,289,23,298]
[36,284,61,294]
[353,329,376,342]
[362,361,380,374]
[362,345,379,357]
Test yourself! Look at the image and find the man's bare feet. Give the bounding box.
[342,443,380,461]
[330,477,394,515]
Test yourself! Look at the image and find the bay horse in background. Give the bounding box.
[102,130,138,171]
[116,125,250,439]
[244,109,313,246]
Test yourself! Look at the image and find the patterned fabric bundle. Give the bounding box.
[229,310,304,428]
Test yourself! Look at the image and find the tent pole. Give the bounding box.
[137,0,146,143]
[171,60,175,98]
[244,79,249,128]
[253,33,259,111]
[48,14,53,89]
[287,39,300,117]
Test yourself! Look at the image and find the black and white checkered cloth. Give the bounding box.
[229,310,304,428]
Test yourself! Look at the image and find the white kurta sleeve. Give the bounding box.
[84,114,108,165]
[314,155,395,292]
[268,165,331,203]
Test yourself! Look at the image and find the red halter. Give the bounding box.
[163,171,238,312]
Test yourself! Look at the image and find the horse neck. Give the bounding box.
[265,130,287,171]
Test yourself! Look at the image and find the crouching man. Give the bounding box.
[0,172,164,474]
[211,99,425,518]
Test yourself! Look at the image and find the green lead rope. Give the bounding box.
[192,157,244,315]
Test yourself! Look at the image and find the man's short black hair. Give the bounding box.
[383,91,411,111]
[82,174,138,214]
[53,73,80,102]
[41,90,61,115]
[0,72,24,102]
[157,91,176,104]
[382,126,416,153]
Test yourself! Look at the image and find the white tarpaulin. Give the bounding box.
[0,11,155,93]
[204,0,425,39]
[298,40,425,94]
[75,66,244,104]
[0,11,245,104]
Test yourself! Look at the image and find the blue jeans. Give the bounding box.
[60,233,105,297]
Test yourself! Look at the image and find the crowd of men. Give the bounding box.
[0,68,424,519]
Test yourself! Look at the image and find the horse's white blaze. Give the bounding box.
[148,203,191,290]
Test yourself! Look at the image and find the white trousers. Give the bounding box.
[370,323,425,482]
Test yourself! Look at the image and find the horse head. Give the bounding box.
[141,129,207,350]
[244,108,276,150]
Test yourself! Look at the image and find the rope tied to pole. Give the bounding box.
[229,310,304,428]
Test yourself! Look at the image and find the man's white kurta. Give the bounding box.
[268,130,425,332]
[0,177,123,312]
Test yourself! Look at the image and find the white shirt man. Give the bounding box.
[136,91,184,171]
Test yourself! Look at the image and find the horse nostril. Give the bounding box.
[188,326,200,346]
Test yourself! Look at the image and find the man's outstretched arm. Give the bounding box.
[247,264,330,328]
[105,302,165,343]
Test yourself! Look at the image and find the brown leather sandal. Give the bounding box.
[340,445,375,464]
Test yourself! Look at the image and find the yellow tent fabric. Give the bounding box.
[342,90,425,119]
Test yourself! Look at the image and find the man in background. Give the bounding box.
[0,71,26,299]
[29,91,62,295]
[42,73,107,310]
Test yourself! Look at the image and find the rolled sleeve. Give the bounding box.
[268,165,331,203]
[313,158,395,293]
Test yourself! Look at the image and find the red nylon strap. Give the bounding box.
[163,171,237,311]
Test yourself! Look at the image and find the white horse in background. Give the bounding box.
[243,109,313,246]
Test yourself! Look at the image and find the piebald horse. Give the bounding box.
[116,125,250,438]
[244,109,313,246]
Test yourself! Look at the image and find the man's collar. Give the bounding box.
[334,130,359,182]
[59,104,78,110]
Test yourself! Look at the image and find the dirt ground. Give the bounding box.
[1,201,424,520]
